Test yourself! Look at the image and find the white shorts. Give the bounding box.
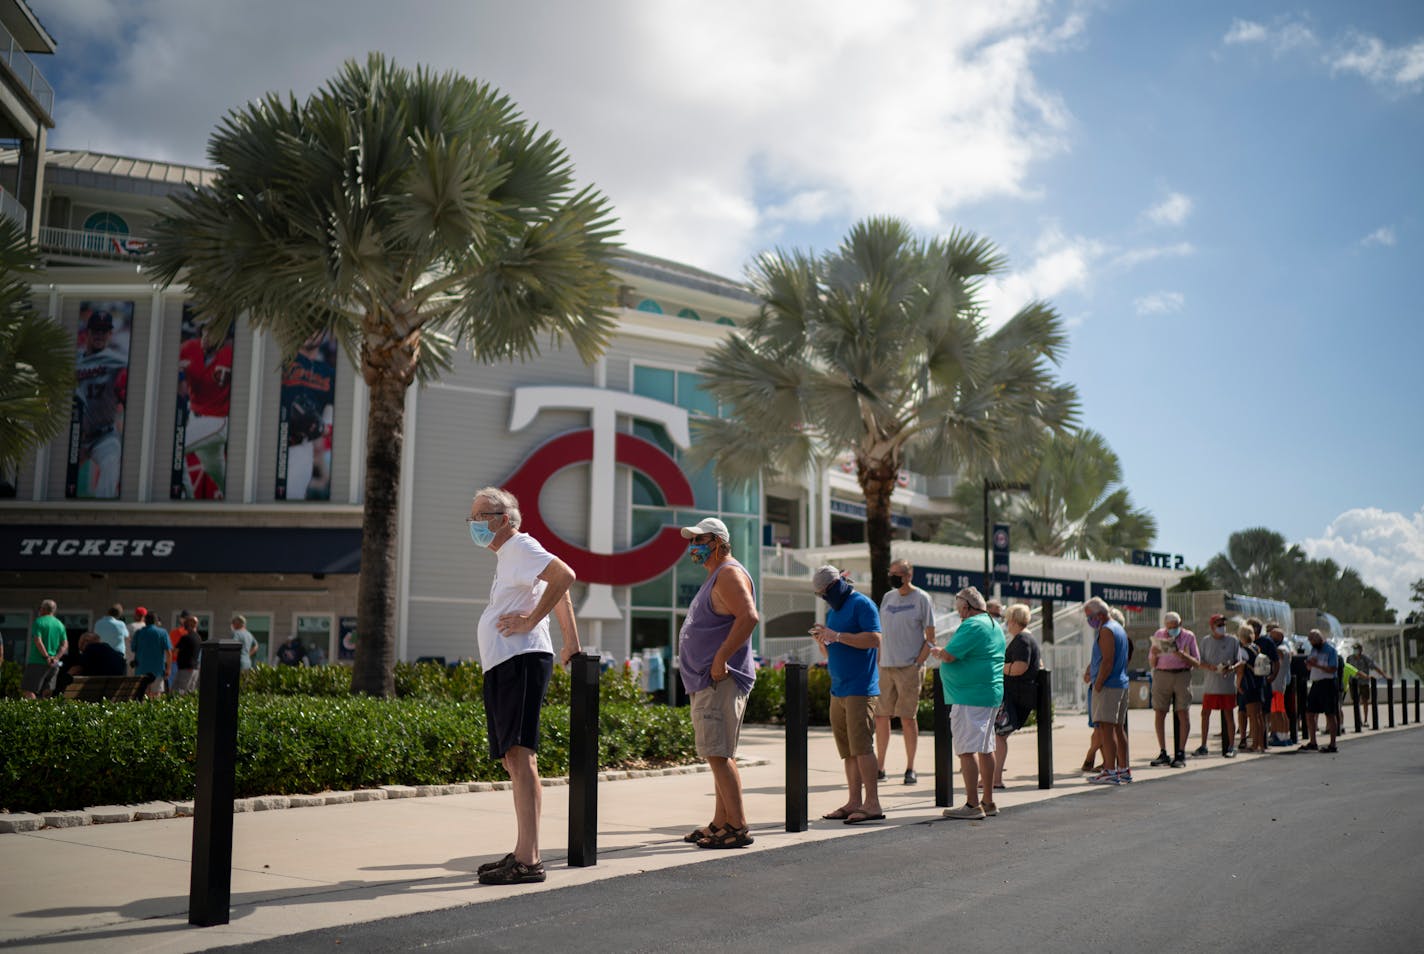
[951,704,997,755]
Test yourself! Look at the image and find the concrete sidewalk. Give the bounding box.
[1,707,1417,952]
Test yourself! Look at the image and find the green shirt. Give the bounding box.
[28,615,66,664]
[939,613,1005,708]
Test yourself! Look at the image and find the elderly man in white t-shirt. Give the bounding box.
[468,486,581,886]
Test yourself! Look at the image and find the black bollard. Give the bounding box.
[1171,691,1182,756]
[189,640,241,927]
[1351,677,1362,734]
[1220,709,1229,756]
[1036,669,1053,790]
[1402,678,1409,726]
[785,663,808,833]
[1416,680,1421,723]
[1371,678,1380,730]
[933,669,953,808]
[567,653,599,867]
[1387,678,1395,728]
[1296,678,1310,740]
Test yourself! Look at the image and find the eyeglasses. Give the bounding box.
[467,512,503,523]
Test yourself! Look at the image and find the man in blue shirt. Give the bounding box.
[810,565,883,825]
[1302,629,1340,753]
[1083,597,1131,785]
[131,611,170,697]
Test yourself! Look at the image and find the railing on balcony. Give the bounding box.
[0,22,54,117]
[0,187,25,230]
[761,545,818,579]
[38,226,151,260]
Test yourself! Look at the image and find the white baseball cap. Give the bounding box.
[680,517,730,542]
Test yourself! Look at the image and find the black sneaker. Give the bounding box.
[876,769,887,781]
[1223,747,1237,758]
[903,769,918,785]
[1170,753,1186,768]
[1191,745,1209,757]
[1298,742,1318,752]
[1150,750,1171,767]
[478,859,546,885]
[1321,744,1338,753]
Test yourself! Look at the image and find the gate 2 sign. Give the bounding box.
[501,387,694,588]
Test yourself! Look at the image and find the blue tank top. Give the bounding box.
[1090,619,1131,689]
[677,558,756,695]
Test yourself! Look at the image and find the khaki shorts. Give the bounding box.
[690,678,748,759]
[830,694,878,759]
[1151,669,1193,711]
[878,665,923,721]
[1091,686,1129,725]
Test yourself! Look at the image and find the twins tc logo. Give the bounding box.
[502,387,694,588]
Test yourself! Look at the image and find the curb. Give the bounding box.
[0,758,770,835]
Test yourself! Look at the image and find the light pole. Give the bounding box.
[982,479,1031,593]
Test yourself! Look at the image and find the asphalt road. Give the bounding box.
[218,730,1424,953]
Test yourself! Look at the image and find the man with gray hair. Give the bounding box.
[1149,611,1199,769]
[811,564,884,825]
[468,486,581,885]
[678,516,759,849]
[22,599,67,699]
[929,586,1005,818]
[1082,597,1131,784]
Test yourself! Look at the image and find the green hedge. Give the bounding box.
[0,694,696,814]
[747,665,938,729]
[237,661,647,707]
[1,661,19,700]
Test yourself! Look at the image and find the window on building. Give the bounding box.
[82,211,130,234]
[0,610,32,665]
[676,308,702,321]
[635,299,664,314]
[629,364,762,655]
[295,614,333,666]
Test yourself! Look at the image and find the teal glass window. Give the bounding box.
[635,299,664,314]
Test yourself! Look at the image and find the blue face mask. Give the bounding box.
[688,542,714,563]
[819,578,851,611]
[469,519,497,548]
[1167,627,1181,638]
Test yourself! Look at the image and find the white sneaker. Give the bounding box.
[1088,771,1121,786]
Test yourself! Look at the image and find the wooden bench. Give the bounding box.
[61,674,155,701]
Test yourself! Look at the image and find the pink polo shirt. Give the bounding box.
[1151,628,1198,671]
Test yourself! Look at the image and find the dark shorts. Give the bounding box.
[483,652,553,760]
[21,663,59,696]
[1306,679,1338,715]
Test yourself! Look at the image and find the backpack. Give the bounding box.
[1251,648,1272,677]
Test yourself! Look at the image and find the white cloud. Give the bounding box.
[1111,241,1195,268]
[1361,226,1396,248]
[1145,192,1193,227]
[1330,33,1424,93]
[1301,507,1424,617]
[1133,291,1184,315]
[1222,17,1317,55]
[981,226,1104,329]
[40,0,1086,277]
[1223,15,1424,96]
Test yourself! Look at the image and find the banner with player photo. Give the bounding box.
[275,330,337,500]
[170,305,236,499]
[66,301,134,499]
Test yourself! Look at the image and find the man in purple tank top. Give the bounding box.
[677,517,760,849]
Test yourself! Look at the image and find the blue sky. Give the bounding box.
[34,0,1424,614]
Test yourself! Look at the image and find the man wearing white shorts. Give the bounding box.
[930,586,1006,819]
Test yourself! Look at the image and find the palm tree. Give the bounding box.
[938,428,1156,560]
[147,55,620,696]
[1205,528,1300,597]
[690,217,1079,603]
[937,428,1155,641]
[0,218,73,477]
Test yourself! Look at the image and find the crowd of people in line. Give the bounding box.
[12,600,262,699]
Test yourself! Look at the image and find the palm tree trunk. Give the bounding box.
[859,459,898,605]
[351,374,406,697]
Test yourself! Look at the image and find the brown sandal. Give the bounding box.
[684,823,722,843]
[696,825,754,849]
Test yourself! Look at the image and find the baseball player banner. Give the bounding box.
[66,301,134,499]
[170,304,235,499]
[275,329,337,501]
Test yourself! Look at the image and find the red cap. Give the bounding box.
[135,606,148,617]
[1209,613,1226,624]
